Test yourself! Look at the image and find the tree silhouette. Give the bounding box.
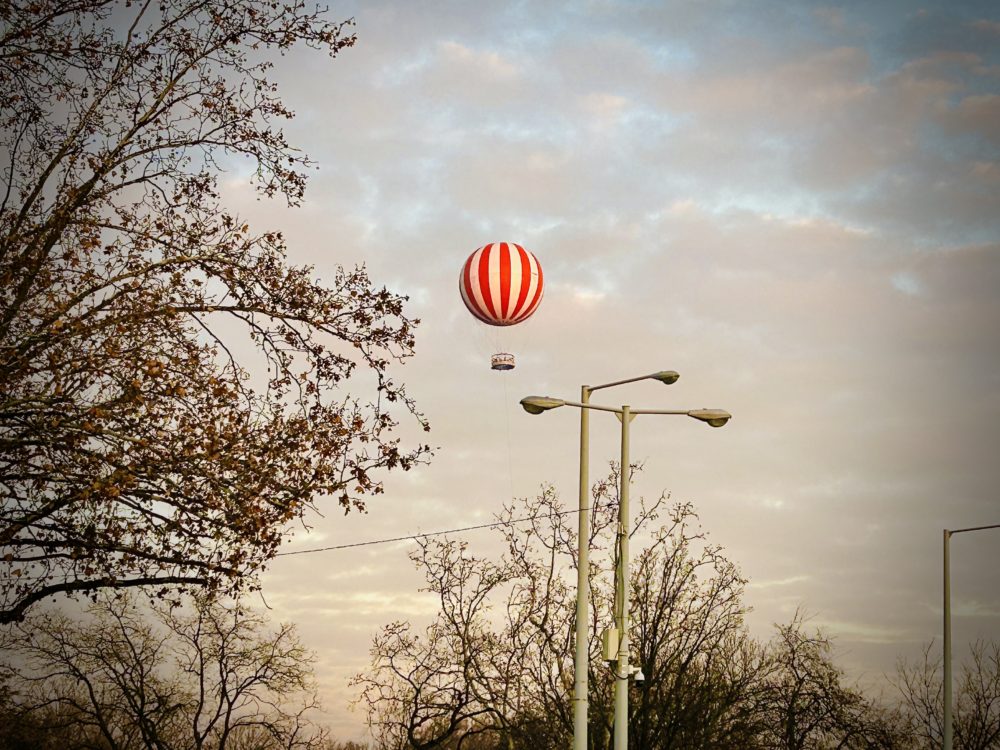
[0,0,430,623]
[894,640,1000,750]
[4,593,329,749]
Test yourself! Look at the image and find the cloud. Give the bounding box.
[438,40,521,80]
[750,574,811,589]
[943,93,1000,144]
[811,618,909,644]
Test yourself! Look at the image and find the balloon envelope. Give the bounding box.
[459,242,544,327]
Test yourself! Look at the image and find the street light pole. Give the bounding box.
[943,522,1000,750]
[573,384,590,750]
[571,372,678,750]
[520,391,729,750]
[944,529,952,750]
[614,404,631,750]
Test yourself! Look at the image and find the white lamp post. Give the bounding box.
[943,522,1000,750]
[520,394,730,750]
[568,371,679,750]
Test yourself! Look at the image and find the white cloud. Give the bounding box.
[891,272,922,295]
[438,40,520,80]
[811,618,909,644]
[750,574,810,589]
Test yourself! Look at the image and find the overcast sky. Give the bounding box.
[217,0,1000,740]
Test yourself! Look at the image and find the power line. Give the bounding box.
[0,505,614,577]
[274,503,608,557]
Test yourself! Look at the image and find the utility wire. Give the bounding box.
[274,502,610,557]
[0,505,615,578]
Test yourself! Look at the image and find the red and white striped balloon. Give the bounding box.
[459,242,544,327]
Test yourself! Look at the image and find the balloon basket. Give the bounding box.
[490,353,515,371]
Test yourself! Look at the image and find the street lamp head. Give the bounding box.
[650,370,680,385]
[520,396,566,415]
[687,409,731,428]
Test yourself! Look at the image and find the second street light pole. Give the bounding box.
[943,522,1000,750]
[614,404,632,750]
[944,529,952,750]
[571,371,679,750]
[574,384,590,750]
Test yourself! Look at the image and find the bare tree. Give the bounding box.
[0,0,430,623]
[4,593,329,749]
[627,503,768,750]
[352,481,587,750]
[894,640,1000,750]
[352,540,524,750]
[758,611,908,750]
[354,467,765,750]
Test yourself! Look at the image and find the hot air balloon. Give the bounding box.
[459,242,544,370]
